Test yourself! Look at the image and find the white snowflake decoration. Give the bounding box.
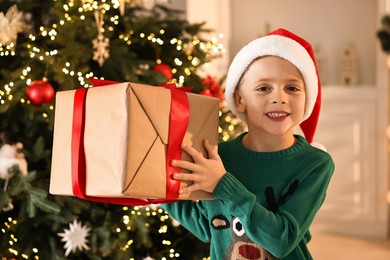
[92,33,110,67]
[0,5,27,46]
[58,220,91,256]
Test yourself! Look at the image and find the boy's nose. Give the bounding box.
[271,90,287,104]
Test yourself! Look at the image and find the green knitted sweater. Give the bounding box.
[162,133,334,259]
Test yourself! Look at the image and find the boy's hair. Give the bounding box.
[225,28,321,144]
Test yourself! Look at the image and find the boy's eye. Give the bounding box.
[256,86,270,91]
[286,85,302,92]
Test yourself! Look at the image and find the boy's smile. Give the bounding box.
[234,56,306,150]
[266,111,290,121]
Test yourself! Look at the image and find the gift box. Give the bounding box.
[50,81,219,203]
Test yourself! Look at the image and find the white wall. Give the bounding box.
[230,0,378,85]
[163,0,186,11]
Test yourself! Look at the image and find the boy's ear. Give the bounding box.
[234,89,246,113]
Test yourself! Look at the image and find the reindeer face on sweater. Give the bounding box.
[211,216,276,260]
[209,179,300,259]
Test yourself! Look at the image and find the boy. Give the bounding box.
[162,28,334,260]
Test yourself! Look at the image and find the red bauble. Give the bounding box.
[26,80,55,106]
[152,63,173,80]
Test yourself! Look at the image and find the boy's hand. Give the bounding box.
[172,139,226,194]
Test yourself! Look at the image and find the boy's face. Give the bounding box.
[234,56,306,138]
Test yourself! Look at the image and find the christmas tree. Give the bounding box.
[0,0,244,259]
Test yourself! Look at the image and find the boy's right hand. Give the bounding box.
[171,139,226,194]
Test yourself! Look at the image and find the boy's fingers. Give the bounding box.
[204,139,219,160]
[171,160,197,172]
[182,143,203,161]
[179,184,200,195]
[173,173,197,182]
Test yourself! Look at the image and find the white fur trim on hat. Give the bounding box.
[225,34,318,123]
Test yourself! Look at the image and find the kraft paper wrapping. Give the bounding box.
[50,82,219,201]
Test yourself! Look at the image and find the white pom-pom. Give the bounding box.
[0,143,28,177]
[0,158,18,179]
[0,144,16,158]
[311,142,327,152]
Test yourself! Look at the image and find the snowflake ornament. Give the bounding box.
[0,5,27,46]
[58,220,91,256]
[92,33,110,67]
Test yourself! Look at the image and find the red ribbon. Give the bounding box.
[71,79,190,205]
[165,85,189,199]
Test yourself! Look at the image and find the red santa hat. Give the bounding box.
[225,28,321,144]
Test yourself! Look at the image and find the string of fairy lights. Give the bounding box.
[2,205,207,259]
[1,217,39,259]
[0,0,225,108]
[119,206,182,259]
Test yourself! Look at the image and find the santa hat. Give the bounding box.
[225,28,321,144]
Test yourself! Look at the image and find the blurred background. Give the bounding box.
[1,0,390,259]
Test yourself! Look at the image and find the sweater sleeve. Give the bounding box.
[160,200,211,243]
[213,158,334,258]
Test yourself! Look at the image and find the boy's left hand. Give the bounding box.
[172,139,226,194]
